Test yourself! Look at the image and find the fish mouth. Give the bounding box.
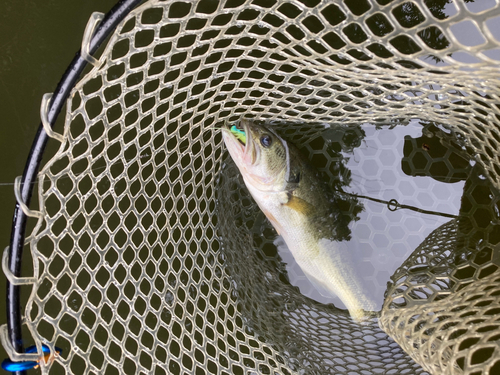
[230,122,247,146]
[240,120,258,164]
[222,122,246,152]
[222,120,258,165]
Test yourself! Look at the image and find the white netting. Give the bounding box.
[18,0,500,374]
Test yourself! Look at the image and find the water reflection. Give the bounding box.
[217,120,467,372]
[387,122,500,309]
[264,121,468,310]
[216,113,499,375]
[217,120,476,308]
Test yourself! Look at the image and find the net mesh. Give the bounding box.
[19,0,500,373]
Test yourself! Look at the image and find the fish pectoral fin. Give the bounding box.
[282,193,314,215]
[262,209,281,235]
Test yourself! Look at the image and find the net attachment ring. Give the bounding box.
[40,93,64,143]
[14,176,43,219]
[0,325,40,362]
[2,247,36,286]
[82,12,105,67]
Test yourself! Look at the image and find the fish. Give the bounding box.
[1,344,62,372]
[222,120,376,321]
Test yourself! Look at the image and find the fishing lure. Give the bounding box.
[230,125,247,145]
[1,344,62,372]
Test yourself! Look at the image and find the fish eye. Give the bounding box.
[260,134,272,148]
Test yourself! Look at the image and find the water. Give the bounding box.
[270,121,467,311]
[0,0,119,363]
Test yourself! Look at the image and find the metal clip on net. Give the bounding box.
[81,12,105,66]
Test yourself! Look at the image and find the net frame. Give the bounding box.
[2,0,500,374]
[1,0,144,371]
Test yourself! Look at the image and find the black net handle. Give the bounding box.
[5,1,143,373]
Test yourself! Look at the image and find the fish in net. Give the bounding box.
[2,0,500,374]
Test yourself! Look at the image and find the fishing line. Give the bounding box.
[339,190,459,219]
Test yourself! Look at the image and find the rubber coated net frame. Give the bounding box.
[2,0,500,374]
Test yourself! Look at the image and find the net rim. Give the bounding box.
[2,0,144,367]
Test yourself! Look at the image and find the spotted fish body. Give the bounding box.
[223,120,376,321]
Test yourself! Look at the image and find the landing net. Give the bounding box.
[5,0,500,374]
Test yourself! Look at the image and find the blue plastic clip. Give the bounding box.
[1,344,62,372]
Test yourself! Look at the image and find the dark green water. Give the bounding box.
[0,0,121,365]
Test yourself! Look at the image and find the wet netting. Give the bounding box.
[3,0,500,374]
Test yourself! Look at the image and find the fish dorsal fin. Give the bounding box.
[283,192,314,215]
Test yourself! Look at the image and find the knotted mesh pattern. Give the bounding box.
[21,0,500,374]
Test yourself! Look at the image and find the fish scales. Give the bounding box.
[222,120,376,321]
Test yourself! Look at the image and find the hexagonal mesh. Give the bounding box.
[21,0,500,374]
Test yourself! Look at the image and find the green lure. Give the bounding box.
[230,125,246,145]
